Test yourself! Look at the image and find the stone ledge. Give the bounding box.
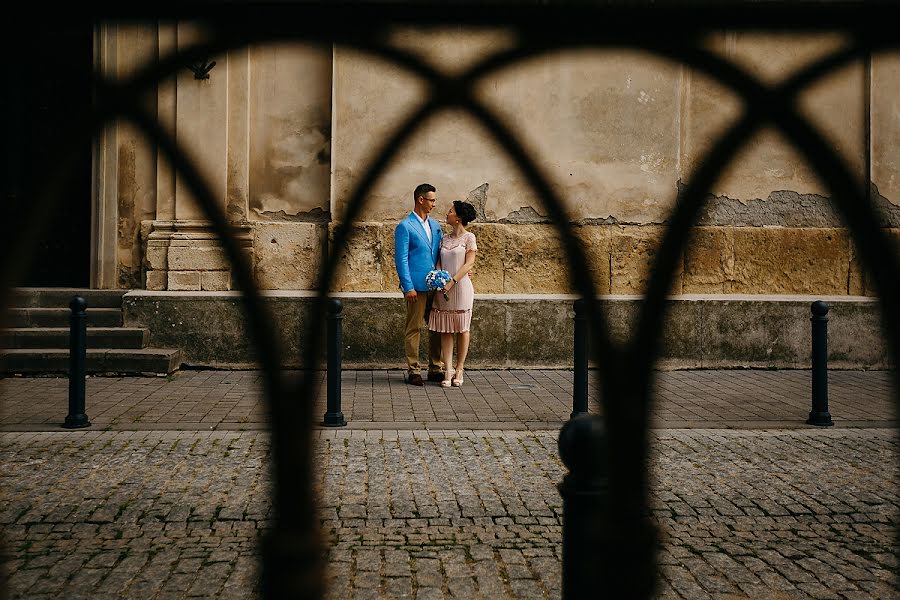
[123,291,890,369]
[122,292,891,370]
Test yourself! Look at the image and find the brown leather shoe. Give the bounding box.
[407,373,424,386]
[426,371,445,383]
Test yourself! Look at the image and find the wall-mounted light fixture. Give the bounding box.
[187,57,216,80]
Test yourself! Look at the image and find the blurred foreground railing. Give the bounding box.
[2,3,898,598]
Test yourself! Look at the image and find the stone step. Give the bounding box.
[10,288,126,309]
[6,308,123,328]
[0,328,149,350]
[0,348,182,375]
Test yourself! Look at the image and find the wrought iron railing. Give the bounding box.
[3,3,899,598]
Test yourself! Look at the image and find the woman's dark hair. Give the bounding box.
[453,200,478,225]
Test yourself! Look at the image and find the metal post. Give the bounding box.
[572,299,588,418]
[807,300,833,426]
[63,296,90,429]
[558,414,607,599]
[322,298,346,427]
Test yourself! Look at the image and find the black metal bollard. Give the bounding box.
[63,296,91,429]
[807,300,833,426]
[558,414,608,599]
[572,299,588,418]
[322,298,346,427]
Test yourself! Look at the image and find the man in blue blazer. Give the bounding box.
[395,183,444,385]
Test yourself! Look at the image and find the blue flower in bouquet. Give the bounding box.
[426,269,452,301]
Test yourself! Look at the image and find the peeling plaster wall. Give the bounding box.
[331,40,682,224]
[103,25,899,294]
[114,24,158,288]
[172,23,229,221]
[685,32,866,201]
[248,43,332,221]
[321,30,896,296]
[479,49,682,224]
[871,52,900,208]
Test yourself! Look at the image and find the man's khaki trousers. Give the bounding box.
[405,291,443,376]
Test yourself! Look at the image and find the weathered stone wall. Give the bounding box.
[131,35,333,291]
[101,24,159,289]
[328,222,900,296]
[97,26,900,294]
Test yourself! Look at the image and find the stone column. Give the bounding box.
[91,22,119,289]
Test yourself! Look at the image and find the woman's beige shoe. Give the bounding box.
[441,369,454,388]
[451,369,464,387]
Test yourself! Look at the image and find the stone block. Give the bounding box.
[268,296,315,364]
[127,293,258,366]
[330,223,387,292]
[656,300,704,369]
[465,223,505,294]
[168,246,230,271]
[826,300,890,368]
[700,299,810,368]
[599,298,638,349]
[232,249,254,291]
[201,271,232,291]
[683,227,733,294]
[253,222,326,290]
[696,297,886,369]
[381,234,401,292]
[168,271,201,291]
[465,300,509,366]
[145,270,167,291]
[728,227,850,294]
[848,238,866,296]
[609,226,681,295]
[848,228,900,297]
[145,246,169,271]
[576,226,613,295]
[601,298,704,369]
[503,225,570,293]
[504,299,572,365]
[341,297,406,365]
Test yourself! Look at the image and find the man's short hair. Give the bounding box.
[414,183,436,202]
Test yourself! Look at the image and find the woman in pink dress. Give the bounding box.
[428,201,478,387]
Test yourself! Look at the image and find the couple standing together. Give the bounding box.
[394,183,478,388]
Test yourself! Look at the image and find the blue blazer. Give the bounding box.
[394,213,442,293]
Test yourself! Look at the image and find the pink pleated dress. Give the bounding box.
[428,232,477,333]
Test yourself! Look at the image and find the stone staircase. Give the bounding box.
[1,288,182,375]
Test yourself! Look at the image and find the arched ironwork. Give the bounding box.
[3,4,898,598]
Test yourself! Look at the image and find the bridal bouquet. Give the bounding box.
[425,269,452,301]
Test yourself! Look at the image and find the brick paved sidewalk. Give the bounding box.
[1,429,897,599]
[1,369,896,431]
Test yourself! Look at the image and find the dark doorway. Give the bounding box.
[5,23,94,287]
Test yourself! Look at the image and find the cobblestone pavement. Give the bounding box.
[0,369,896,430]
[1,428,897,599]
